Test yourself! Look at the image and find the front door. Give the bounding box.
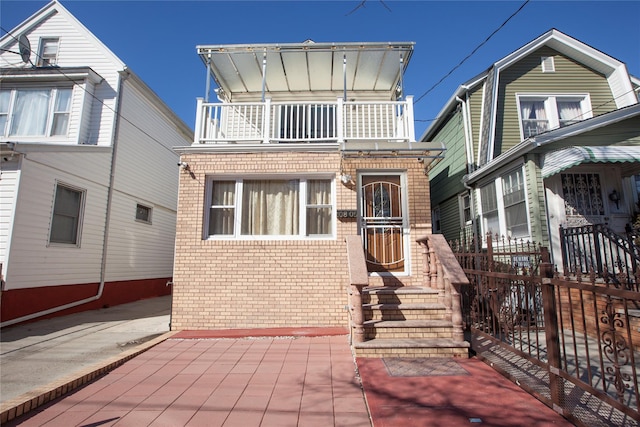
[360,175,406,273]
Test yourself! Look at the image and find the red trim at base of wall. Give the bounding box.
[0,278,171,325]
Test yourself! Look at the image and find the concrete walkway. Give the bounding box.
[1,297,574,426]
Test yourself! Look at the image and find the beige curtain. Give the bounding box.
[242,180,299,235]
[306,180,331,235]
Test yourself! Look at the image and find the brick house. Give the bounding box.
[170,41,470,358]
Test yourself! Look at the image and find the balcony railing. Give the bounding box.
[194,97,415,145]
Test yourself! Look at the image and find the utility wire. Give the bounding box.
[414,0,530,105]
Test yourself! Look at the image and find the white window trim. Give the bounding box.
[37,37,60,67]
[459,192,472,227]
[515,93,592,141]
[47,181,86,247]
[0,86,74,139]
[477,165,531,241]
[204,174,336,241]
[357,170,411,277]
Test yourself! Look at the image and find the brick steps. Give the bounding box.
[355,286,469,358]
[353,338,470,358]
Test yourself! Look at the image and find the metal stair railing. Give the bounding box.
[559,223,640,291]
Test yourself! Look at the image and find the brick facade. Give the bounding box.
[171,150,432,330]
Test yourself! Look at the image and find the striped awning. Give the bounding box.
[541,146,640,178]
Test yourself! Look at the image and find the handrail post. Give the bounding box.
[262,98,271,144]
[337,98,344,143]
[346,236,369,344]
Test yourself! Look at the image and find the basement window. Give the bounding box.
[135,204,152,224]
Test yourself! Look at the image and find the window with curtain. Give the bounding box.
[0,87,73,137]
[502,168,528,238]
[520,100,548,137]
[49,183,84,245]
[207,178,333,238]
[518,95,590,139]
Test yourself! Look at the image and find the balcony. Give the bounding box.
[194,97,415,145]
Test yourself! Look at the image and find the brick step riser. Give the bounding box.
[364,330,455,339]
[363,310,447,321]
[363,295,440,305]
[354,347,469,358]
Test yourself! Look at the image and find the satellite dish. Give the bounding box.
[18,34,31,63]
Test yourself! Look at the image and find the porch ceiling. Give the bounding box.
[196,41,414,99]
[541,145,640,178]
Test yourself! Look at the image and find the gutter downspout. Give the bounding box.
[0,71,126,328]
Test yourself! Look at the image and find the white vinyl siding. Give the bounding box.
[0,5,191,291]
[3,160,108,290]
[0,160,20,278]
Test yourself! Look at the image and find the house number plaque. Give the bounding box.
[337,209,358,219]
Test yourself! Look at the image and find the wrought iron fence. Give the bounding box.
[560,224,640,292]
[451,233,640,427]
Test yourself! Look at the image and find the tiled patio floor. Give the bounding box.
[7,335,371,427]
[5,328,575,427]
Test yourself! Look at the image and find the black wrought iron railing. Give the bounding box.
[559,224,640,292]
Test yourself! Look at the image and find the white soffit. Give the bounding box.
[197,42,414,97]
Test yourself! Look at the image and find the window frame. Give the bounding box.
[459,192,472,227]
[135,203,153,224]
[477,165,531,240]
[204,175,336,240]
[0,86,73,138]
[37,38,60,67]
[48,181,85,247]
[516,93,592,140]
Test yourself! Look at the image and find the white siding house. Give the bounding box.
[0,1,192,326]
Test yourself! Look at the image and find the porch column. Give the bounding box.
[262,98,271,144]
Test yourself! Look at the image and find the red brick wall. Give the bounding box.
[171,151,431,330]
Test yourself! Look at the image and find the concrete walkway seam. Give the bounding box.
[0,330,178,424]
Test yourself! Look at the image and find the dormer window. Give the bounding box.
[0,87,72,137]
[38,38,59,66]
[517,94,591,139]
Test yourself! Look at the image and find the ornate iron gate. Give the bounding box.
[452,233,640,426]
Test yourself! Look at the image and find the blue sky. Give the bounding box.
[2,1,639,136]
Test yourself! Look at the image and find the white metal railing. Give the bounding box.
[194,97,414,144]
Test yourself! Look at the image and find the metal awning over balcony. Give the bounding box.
[196,41,414,100]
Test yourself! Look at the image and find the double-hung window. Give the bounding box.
[518,94,591,139]
[479,167,530,239]
[207,177,334,238]
[480,183,499,236]
[0,87,72,137]
[502,169,527,238]
[49,183,85,245]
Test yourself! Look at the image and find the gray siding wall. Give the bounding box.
[104,79,190,281]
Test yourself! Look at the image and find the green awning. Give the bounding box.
[541,146,640,178]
